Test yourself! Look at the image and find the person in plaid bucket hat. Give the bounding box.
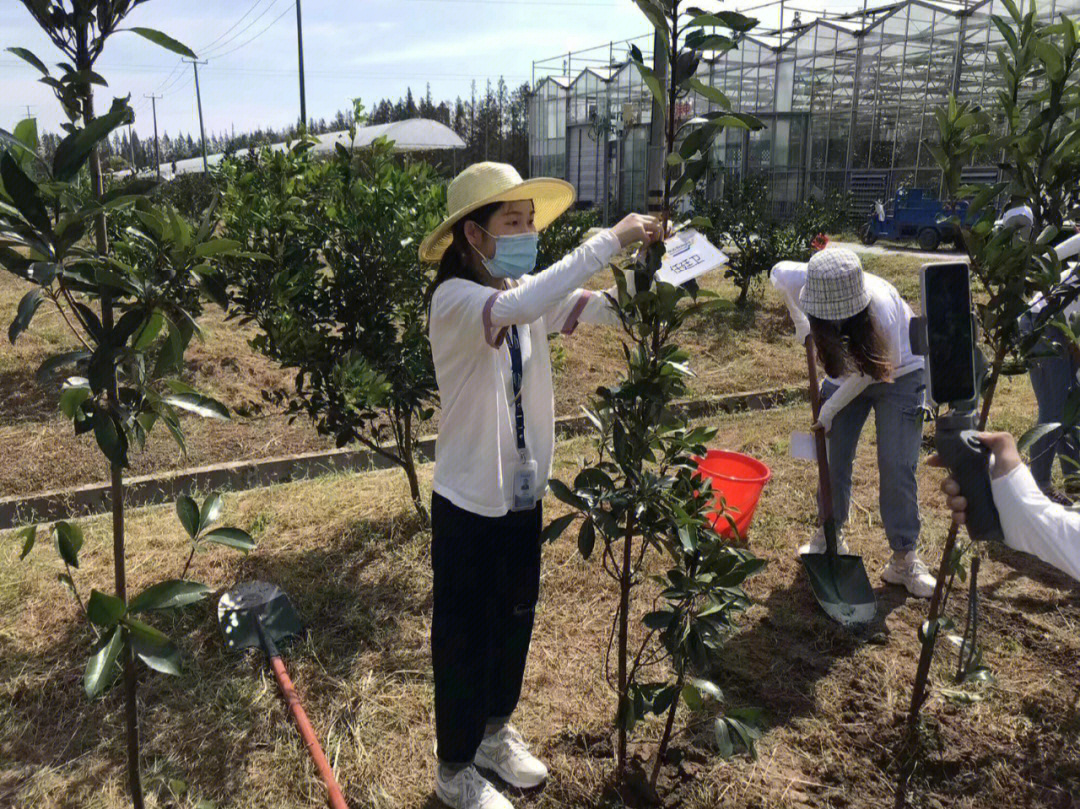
[771,247,936,599]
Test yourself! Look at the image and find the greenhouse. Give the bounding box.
[529,0,1080,218]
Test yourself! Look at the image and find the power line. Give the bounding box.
[201,0,292,59]
[196,0,271,54]
[204,2,296,60]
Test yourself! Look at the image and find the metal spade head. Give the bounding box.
[217,581,304,652]
[801,546,878,627]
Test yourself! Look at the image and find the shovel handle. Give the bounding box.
[268,655,350,809]
[804,337,835,522]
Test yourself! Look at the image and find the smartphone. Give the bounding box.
[920,262,977,406]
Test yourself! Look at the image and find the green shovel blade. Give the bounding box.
[218,581,304,651]
[801,551,878,626]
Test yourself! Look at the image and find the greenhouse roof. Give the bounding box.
[122,118,465,179]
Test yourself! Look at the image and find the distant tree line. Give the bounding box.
[29,78,531,176]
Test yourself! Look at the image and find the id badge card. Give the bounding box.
[512,459,539,511]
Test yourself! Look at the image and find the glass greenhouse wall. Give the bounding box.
[529,0,1080,221]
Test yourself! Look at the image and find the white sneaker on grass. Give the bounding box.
[798,527,849,557]
[435,765,514,809]
[475,725,549,789]
[882,551,936,598]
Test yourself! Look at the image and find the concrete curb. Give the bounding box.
[0,386,805,530]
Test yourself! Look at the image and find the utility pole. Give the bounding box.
[296,0,307,131]
[144,94,161,178]
[646,28,668,217]
[184,59,209,173]
[24,105,35,120]
[126,124,137,172]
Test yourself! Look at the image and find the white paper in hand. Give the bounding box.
[654,229,727,286]
[790,432,818,462]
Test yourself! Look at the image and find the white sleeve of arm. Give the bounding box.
[543,286,622,334]
[991,463,1080,583]
[818,374,874,430]
[770,262,811,343]
[486,229,622,332]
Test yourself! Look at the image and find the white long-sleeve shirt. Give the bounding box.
[770,262,924,429]
[429,229,622,516]
[991,462,1080,583]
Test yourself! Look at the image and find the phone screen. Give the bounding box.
[922,262,976,405]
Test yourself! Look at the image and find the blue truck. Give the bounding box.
[859,188,969,251]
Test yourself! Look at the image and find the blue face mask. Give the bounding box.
[474,228,539,279]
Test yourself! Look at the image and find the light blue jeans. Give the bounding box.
[1026,331,1080,491]
[820,368,926,552]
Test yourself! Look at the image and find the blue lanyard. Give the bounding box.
[506,325,527,460]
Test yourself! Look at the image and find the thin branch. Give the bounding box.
[64,561,101,640]
[50,289,93,350]
[180,541,198,581]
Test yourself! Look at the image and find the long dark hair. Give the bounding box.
[424,201,504,313]
[809,306,893,382]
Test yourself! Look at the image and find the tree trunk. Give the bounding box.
[650,659,686,789]
[616,514,635,783]
[897,346,1006,808]
[79,40,144,809]
[401,411,429,526]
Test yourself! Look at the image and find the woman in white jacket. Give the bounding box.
[771,248,936,598]
[419,161,660,809]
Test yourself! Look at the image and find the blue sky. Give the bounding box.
[0,0,827,142]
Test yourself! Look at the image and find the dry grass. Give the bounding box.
[1,368,1077,808]
[0,253,821,499]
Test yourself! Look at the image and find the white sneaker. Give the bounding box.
[883,552,936,598]
[475,725,549,789]
[435,765,514,809]
[798,527,850,557]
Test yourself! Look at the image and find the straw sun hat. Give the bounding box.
[419,162,576,263]
[799,247,872,321]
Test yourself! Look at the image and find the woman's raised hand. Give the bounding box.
[612,213,664,249]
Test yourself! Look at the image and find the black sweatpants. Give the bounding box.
[430,491,543,765]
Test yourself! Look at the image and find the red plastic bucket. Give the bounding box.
[693,450,772,541]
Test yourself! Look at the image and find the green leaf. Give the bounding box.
[688,10,758,31]
[686,78,730,109]
[992,15,1019,51]
[1,152,52,238]
[55,521,84,568]
[163,392,230,421]
[93,409,129,468]
[17,525,36,560]
[53,98,134,182]
[101,177,160,205]
[36,350,90,385]
[13,118,38,152]
[540,513,575,545]
[83,626,122,698]
[176,495,200,539]
[642,610,674,630]
[6,47,49,76]
[631,59,667,114]
[59,380,91,419]
[200,493,224,532]
[1019,422,1061,453]
[691,678,723,702]
[632,0,670,37]
[577,518,596,559]
[135,638,183,675]
[194,238,241,258]
[124,28,198,59]
[123,616,170,647]
[714,718,734,757]
[87,589,126,627]
[129,580,210,613]
[201,527,256,552]
[0,127,49,171]
[132,311,164,351]
[9,288,44,344]
[682,683,705,712]
[548,478,586,510]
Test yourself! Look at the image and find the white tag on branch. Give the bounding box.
[790,431,818,462]
[654,229,727,286]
